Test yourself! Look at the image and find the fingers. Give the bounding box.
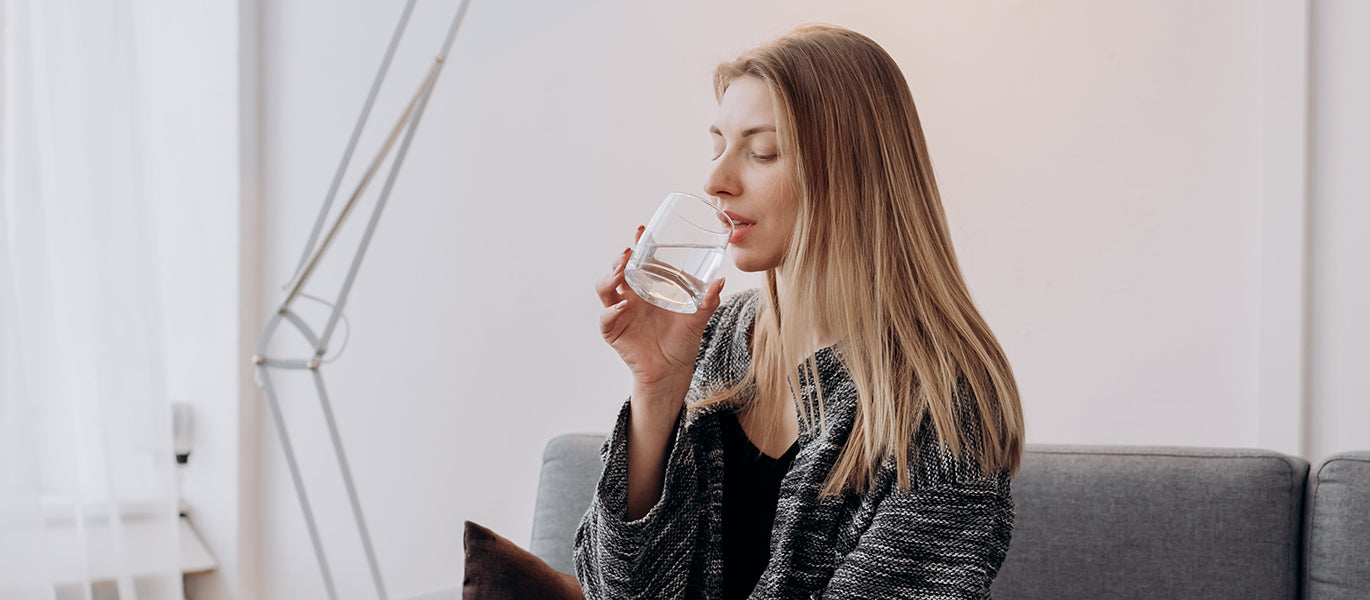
[598,297,630,343]
[594,263,625,308]
[595,226,648,314]
[596,226,643,308]
[595,247,632,307]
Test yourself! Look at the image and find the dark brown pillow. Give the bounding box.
[463,521,585,600]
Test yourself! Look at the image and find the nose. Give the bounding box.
[705,152,741,200]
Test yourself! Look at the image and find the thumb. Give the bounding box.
[690,277,726,325]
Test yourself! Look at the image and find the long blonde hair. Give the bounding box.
[697,25,1024,496]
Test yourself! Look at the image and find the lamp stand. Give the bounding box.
[251,1,472,598]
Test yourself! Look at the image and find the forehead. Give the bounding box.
[714,76,776,132]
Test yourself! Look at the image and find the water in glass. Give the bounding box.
[625,242,725,313]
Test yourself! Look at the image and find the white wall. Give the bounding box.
[236,0,1366,598]
[1308,0,1370,462]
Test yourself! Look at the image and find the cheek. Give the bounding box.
[771,182,801,237]
[758,170,799,214]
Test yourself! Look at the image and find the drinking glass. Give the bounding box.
[624,193,733,314]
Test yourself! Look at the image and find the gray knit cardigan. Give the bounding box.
[574,289,1014,599]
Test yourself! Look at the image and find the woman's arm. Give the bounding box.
[574,400,704,599]
[820,384,1016,599]
[625,378,692,520]
[577,254,745,598]
[592,227,727,520]
[820,472,1014,599]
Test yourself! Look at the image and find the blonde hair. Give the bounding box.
[697,25,1024,495]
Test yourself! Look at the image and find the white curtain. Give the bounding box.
[1,0,182,598]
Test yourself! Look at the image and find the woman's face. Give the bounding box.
[706,76,801,273]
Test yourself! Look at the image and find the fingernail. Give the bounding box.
[623,247,632,254]
[637,225,645,232]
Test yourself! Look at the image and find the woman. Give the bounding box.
[579,25,1024,599]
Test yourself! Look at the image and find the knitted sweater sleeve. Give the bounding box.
[572,399,704,599]
[819,388,1016,600]
[819,468,1014,599]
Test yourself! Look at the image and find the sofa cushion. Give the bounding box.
[1304,451,1370,600]
[994,446,1308,600]
[463,521,584,599]
[530,433,607,574]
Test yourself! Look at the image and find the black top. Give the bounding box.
[720,409,800,600]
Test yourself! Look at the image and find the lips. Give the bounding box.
[721,210,754,227]
[729,224,755,245]
[722,211,755,245]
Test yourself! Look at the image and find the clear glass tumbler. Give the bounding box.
[624,193,733,314]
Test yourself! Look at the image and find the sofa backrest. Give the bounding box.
[530,437,1319,598]
[530,433,605,574]
[1304,451,1370,600]
[995,446,1308,600]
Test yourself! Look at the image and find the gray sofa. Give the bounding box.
[530,437,1369,599]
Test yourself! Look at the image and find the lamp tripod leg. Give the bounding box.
[312,369,388,600]
[260,367,340,600]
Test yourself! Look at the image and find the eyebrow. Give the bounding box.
[709,125,777,138]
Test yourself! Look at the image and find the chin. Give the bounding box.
[729,250,780,273]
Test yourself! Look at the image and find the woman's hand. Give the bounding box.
[595,226,726,409]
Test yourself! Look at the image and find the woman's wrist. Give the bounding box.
[629,378,690,431]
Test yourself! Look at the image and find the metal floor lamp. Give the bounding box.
[251,1,472,598]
